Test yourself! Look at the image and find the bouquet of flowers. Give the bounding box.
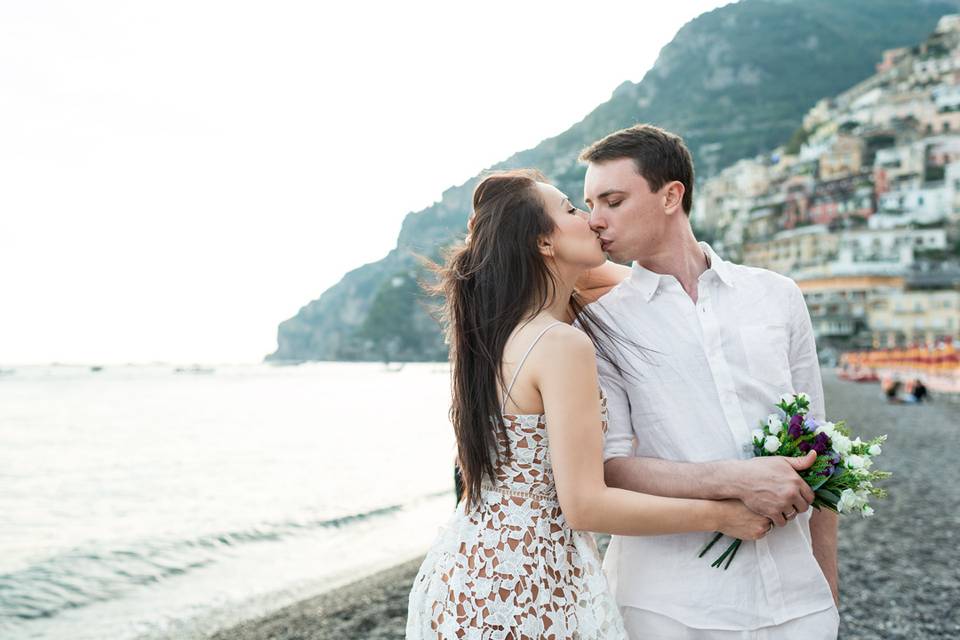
[699,392,890,569]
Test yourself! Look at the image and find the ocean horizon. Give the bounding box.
[0,362,457,639]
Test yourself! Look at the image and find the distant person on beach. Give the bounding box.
[904,378,928,403]
[580,124,839,639]
[406,169,774,639]
[885,379,903,403]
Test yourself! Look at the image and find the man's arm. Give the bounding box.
[597,341,816,527]
[788,281,839,603]
[603,454,817,527]
[810,509,840,605]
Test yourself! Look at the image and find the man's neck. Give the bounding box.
[637,235,709,301]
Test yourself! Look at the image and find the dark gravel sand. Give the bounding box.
[210,373,960,639]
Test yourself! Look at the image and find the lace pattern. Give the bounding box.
[407,389,625,639]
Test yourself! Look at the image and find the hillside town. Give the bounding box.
[695,15,960,390]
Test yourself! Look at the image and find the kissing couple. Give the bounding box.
[406,125,840,639]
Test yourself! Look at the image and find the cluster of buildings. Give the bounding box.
[695,15,960,357]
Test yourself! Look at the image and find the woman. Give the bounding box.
[406,170,771,639]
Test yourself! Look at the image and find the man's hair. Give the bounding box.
[579,124,695,215]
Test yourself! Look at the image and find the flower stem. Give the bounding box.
[710,539,741,569]
[722,540,742,570]
[698,532,724,558]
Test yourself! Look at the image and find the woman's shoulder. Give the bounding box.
[535,323,595,361]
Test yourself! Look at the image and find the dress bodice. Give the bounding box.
[484,388,608,501]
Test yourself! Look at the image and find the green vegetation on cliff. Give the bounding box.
[267,0,960,363]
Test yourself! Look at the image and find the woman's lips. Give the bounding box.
[600,239,612,251]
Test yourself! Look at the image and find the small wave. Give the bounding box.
[0,493,444,623]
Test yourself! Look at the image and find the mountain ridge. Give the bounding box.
[268,0,960,363]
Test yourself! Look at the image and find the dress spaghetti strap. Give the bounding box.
[499,321,565,414]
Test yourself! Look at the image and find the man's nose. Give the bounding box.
[588,213,605,231]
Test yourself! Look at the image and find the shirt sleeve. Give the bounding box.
[596,353,635,461]
[787,281,826,421]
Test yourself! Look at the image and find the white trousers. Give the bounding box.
[620,605,839,640]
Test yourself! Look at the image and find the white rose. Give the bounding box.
[797,392,810,403]
[862,505,875,517]
[837,488,858,513]
[763,435,781,453]
[868,444,882,456]
[815,422,836,438]
[833,434,853,456]
[752,429,766,443]
[852,437,863,447]
[846,454,866,469]
[779,393,794,405]
[767,414,782,431]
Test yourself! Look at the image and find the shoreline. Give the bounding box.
[208,557,425,640]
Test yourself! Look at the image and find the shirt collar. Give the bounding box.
[629,241,735,302]
[700,241,736,289]
[629,262,666,302]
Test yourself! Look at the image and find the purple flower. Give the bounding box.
[829,451,841,465]
[788,414,805,439]
[798,441,812,453]
[812,432,831,455]
[804,417,819,433]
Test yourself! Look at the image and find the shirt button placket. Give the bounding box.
[699,283,753,456]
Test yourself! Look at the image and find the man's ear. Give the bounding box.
[663,181,685,215]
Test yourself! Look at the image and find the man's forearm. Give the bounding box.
[810,508,840,606]
[604,456,742,500]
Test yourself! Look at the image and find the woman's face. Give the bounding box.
[535,181,605,270]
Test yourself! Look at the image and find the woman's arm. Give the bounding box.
[534,327,770,539]
[574,261,631,305]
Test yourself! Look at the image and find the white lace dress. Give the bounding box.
[406,388,627,639]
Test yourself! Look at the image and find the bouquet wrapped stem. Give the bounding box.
[700,392,890,570]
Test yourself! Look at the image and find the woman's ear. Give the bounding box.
[538,235,555,257]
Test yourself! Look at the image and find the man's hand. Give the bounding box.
[729,451,818,526]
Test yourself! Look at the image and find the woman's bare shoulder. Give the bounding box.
[535,323,595,362]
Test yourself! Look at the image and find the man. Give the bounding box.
[580,124,839,639]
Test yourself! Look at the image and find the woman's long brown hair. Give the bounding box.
[429,169,642,510]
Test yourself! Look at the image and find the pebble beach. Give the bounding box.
[210,372,960,639]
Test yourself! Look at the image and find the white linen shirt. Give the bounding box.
[588,242,836,630]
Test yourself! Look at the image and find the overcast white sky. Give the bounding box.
[0,0,732,365]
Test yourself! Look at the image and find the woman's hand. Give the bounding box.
[715,500,773,541]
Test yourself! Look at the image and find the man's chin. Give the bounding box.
[605,249,634,265]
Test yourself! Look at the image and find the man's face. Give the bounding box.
[583,157,669,264]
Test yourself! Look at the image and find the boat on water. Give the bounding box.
[173,365,215,374]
